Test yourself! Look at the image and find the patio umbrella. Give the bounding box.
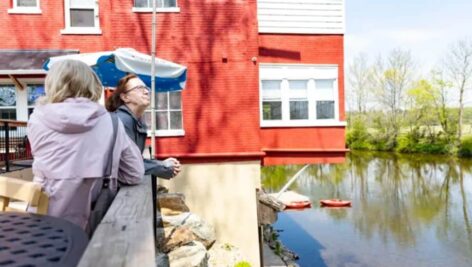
[42,48,187,92]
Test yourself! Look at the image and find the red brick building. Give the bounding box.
[0,1,346,264]
[0,0,346,166]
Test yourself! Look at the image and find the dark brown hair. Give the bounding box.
[105,73,138,111]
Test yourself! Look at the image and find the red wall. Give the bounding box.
[258,34,347,165]
[0,1,346,164]
[0,0,263,160]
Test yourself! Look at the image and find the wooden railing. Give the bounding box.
[78,175,156,267]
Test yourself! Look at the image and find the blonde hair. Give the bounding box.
[39,59,103,104]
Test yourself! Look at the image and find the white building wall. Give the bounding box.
[258,0,345,34]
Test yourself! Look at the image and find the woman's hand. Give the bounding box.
[164,157,181,176]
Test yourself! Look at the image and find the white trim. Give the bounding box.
[132,7,180,13]
[261,121,346,128]
[62,0,101,35]
[0,70,47,75]
[9,0,41,13]
[147,129,185,137]
[8,7,42,14]
[60,27,102,35]
[259,64,341,127]
[257,0,345,34]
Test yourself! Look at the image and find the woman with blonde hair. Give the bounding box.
[28,59,144,231]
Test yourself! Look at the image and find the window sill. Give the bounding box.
[60,28,102,35]
[8,8,42,14]
[260,120,346,128]
[132,7,180,13]
[147,129,185,137]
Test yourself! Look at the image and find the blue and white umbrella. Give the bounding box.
[43,48,187,92]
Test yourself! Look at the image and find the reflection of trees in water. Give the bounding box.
[261,152,472,254]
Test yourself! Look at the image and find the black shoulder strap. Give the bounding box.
[104,112,118,178]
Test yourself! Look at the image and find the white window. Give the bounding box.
[8,0,41,14]
[27,85,45,117]
[61,0,101,35]
[0,85,17,121]
[144,91,184,136]
[133,0,180,13]
[260,65,344,127]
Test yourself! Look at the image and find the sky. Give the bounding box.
[345,0,472,73]
[344,0,472,108]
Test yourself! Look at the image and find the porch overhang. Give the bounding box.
[0,49,79,76]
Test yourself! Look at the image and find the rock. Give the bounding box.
[157,193,190,213]
[157,185,169,194]
[161,207,184,216]
[207,242,244,267]
[168,241,208,267]
[163,226,195,253]
[162,212,216,249]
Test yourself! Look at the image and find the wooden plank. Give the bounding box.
[78,176,155,267]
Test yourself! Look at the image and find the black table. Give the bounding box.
[0,212,88,267]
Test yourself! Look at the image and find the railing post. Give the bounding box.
[151,174,157,243]
[5,122,10,172]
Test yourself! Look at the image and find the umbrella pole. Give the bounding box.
[150,0,157,160]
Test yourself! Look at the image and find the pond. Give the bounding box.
[262,151,472,267]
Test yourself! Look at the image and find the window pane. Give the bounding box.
[27,85,45,106]
[262,80,282,100]
[288,80,308,90]
[70,9,94,27]
[170,111,182,130]
[162,0,177,7]
[262,101,281,120]
[156,111,168,130]
[315,79,334,90]
[261,80,281,90]
[71,0,94,8]
[0,109,16,120]
[290,101,308,120]
[169,91,181,109]
[17,0,37,7]
[0,86,16,107]
[316,101,335,119]
[134,0,149,8]
[156,93,168,110]
[289,80,308,99]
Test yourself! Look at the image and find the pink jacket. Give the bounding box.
[27,98,144,229]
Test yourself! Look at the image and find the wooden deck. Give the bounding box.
[78,175,156,267]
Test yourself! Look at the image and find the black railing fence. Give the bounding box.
[0,120,32,173]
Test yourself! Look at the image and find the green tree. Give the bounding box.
[443,38,472,142]
[372,49,415,148]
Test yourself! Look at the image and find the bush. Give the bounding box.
[458,135,472,157]
[346,117,371,150]
[397,130,451,154]
[234,261,251,267]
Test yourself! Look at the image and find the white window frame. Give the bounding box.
[0,78,44,122]
[145,91,185,137]
[132,0,180,13]
[259,64,345,128]
[61,0,102,35]
[8,0,42,14]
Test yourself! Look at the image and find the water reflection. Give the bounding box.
[263,151,472,267]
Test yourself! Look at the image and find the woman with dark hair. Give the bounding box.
[106,74,181,179]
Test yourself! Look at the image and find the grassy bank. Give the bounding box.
[346,118,472,157]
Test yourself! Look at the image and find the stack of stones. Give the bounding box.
[155,186,245,267]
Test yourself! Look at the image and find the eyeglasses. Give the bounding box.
[125,85,150,94]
